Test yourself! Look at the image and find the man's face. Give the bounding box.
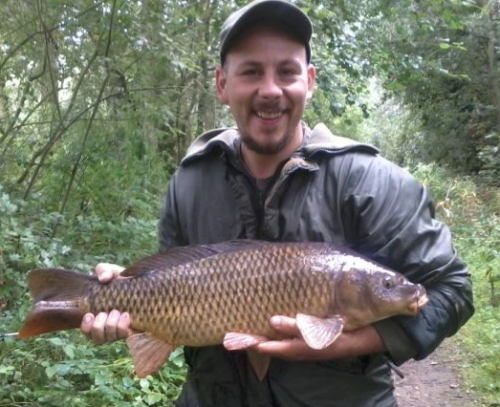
[216,26,315,156]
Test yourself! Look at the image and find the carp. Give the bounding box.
[18,240,428,379]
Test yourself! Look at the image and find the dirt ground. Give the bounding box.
[394,337,478,407]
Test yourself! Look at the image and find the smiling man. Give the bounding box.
[81,1,474,406]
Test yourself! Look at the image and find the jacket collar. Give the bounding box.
[302,123,379,155]
[181,122,378,166]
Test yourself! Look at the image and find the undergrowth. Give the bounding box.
[412,164,500,405]
[0,185,185,406]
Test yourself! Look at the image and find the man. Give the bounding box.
[81,1,474,406]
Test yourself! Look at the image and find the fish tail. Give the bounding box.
[17,268,97,339]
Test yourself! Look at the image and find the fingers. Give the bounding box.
[80,313,95,336]
[116,312,132,339]
[252,315,317,360]
[246,315,302,358]
[95,263,126,283]
[80,263,129,345]
[269,315,301,337]
[80,310,131,345]
[254,338,310,359]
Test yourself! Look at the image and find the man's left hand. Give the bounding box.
[251,316,386,361]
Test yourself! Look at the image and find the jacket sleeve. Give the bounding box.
[158,171,187,251]
[342,156,474,365]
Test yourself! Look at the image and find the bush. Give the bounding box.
[409,166,500,404]
[0,185,186,406]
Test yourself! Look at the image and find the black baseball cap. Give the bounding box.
[219,0,312,64]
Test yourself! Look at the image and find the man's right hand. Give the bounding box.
[80,263,132,345]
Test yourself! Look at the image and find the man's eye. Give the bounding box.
[242,69,259,76]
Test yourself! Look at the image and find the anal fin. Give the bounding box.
[223,333,271,381]
[126,333,174,378]
[247,350,271,381]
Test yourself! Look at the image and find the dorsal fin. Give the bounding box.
[121,239,270,277]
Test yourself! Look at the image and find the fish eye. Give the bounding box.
[383,277,394,289]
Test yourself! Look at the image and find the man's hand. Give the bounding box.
[80,263,132,345]
[252,316,386,361]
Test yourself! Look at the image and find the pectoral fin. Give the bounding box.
[223,332,269,350]
[126,333,174,378]
[296,313,345,350]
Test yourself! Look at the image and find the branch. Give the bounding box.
[0,91,52,168]
[0,1,104,73]
[37,0,64,126]
[54,0,118,228]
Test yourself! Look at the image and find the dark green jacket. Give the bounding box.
[158,123,474,407]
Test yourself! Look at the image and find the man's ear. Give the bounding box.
[306,64,316,100]
[215,66,229,105]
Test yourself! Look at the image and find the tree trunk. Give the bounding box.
[478,0,500,132]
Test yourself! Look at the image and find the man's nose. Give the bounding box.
[258,73,283,98]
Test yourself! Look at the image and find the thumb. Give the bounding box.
[95,263,125,283]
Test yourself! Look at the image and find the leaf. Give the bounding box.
[140,378,151,390]
[0,365,15,374]
[94,369,114,386]
[63,344,75,359]
[47,337,65,347]
[45,365,58,379]
[346,95,356,105]
[330,102,346,116]
[145,393,165,405]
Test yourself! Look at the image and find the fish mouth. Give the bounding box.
[408,286,429,314]
[417,293,429,308]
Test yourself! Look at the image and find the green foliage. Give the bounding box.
[359,0,500,177]
[410,164,500,404]
[477,133,500,186]
[459,224,500,405]
[300,0,375,131]
[0,185,185,406]
[360,87,422,165]
[0,332,185,406]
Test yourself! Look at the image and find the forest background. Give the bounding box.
[0,0,499,406]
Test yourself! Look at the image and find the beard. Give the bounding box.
[239,130,294,155]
